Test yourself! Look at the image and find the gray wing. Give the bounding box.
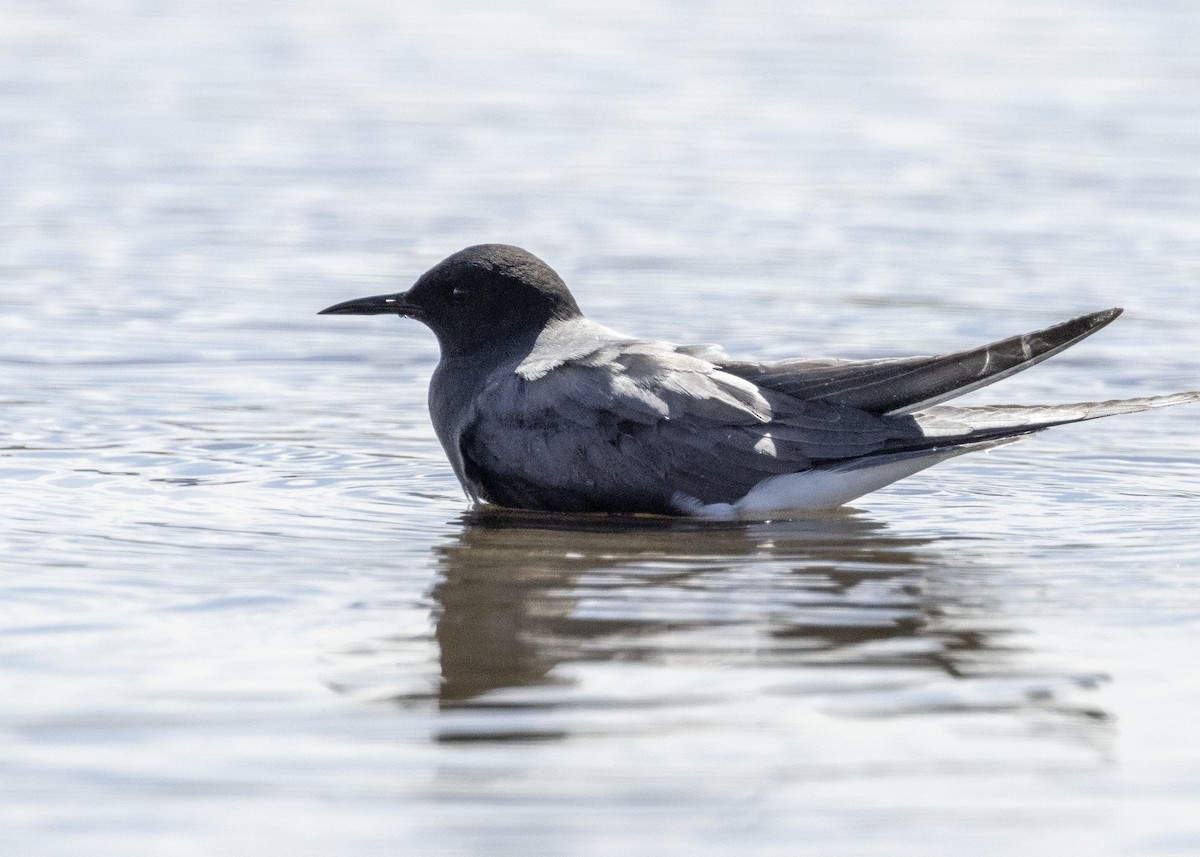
[720,308,1122,414]
[455,339,920,513]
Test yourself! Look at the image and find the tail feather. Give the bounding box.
[912,391,1200,441]
[674,392,1197,518]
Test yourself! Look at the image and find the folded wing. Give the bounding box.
[457,335,920,513]
[721,308,1123,414]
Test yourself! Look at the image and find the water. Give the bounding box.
[3,1,1200,854]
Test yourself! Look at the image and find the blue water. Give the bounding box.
[3,1,1200,854]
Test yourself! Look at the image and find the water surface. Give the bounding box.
[3,1,1200,855]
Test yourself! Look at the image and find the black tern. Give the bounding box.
[320,244,1198,518]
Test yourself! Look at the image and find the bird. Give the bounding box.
[319,244,1198,518]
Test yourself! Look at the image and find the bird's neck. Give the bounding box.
[427,332,536,443]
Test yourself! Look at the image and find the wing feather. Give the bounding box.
[721,308,1123,414]
[461,337,917,511]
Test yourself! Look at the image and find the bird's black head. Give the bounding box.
[319,245,583,358]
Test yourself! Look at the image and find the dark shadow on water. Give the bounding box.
[418,508,1108,734]
[433,508,930,706]
[325,506,1110,745]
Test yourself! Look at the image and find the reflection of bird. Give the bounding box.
[429,510,941,708]
[321,244,1198,517]
[427,511,1095,720]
